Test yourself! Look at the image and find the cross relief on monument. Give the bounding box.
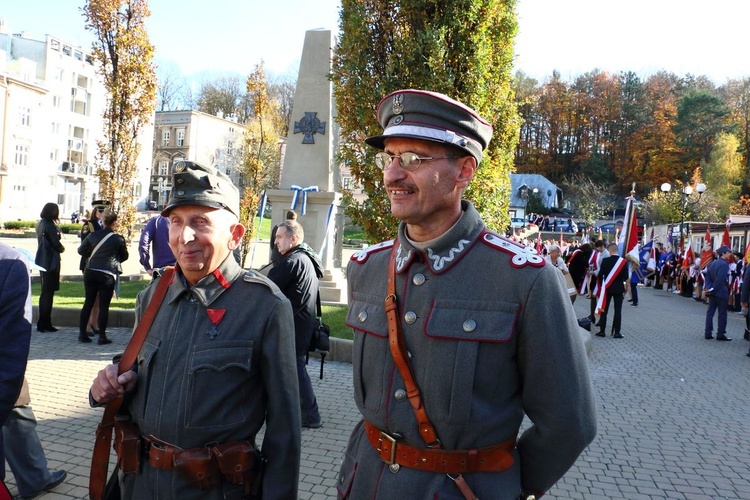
[293,111,326,144]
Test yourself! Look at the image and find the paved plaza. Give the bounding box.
[6,283,750,499]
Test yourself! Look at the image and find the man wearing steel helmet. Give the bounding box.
[89,161,301,499]
[337,90,596,500]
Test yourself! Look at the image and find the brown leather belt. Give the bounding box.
[364,421,515,474]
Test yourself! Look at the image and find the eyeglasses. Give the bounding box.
[374,151,460,171]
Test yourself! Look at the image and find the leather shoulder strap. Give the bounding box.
[89,266,176,500]
[386,243,441,448]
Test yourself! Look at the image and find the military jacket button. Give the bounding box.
[404,311,417,324]
[389,463,400,473]
[358,311,368,323]
[412,273,426,285]
[177,190,185,196]
[394,389,407,401]
[463,319,477,332]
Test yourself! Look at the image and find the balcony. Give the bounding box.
[59,161,93,176]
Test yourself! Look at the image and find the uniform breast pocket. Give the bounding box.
[423,299,520,425]
[347,292,389,414]
[185,340,254,429]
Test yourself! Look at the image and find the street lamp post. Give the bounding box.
[660,172,707,252]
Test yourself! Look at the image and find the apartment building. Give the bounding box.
[151,110,247,210]
[0,22,153,222]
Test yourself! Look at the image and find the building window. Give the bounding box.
[14,144,29,166]
[51,122,61,135]
[162,130,170,147]
[19,106,31,127]
[158,161,168,176]
[52,96,62,108]
[227,141,234,157]
[176,129,185,146]
[62,45,72,56]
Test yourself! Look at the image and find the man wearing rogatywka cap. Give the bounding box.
[89,161,301,499]
[704,245,734,341]
[337,90,596,500]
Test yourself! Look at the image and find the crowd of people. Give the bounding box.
[516,231,750,355]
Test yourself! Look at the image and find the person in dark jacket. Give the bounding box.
[268,220,324,428]
[34,203,65,332]
[595,243,630,338]
[567,243,593,304]
[268,209,298,266]
[704,245,733,341]
[77,210,129,345]
[80,200,109,335]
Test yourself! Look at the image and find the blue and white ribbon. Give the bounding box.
[290,185,319,215]
[319,203,335,256]
[250,191,268,266]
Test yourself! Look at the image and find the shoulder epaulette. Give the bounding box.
[480,231,545,268]
[243,270,281,293]
[350,239,394,264]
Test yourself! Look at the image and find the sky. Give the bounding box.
[2,0,748,84]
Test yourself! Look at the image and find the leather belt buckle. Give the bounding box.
[377,431,397,465]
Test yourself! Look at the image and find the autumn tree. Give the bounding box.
[83,0,157,239]
[332,0,519,243]
[559,174,614,227]
[237,62,284,267]
[674,88,731,171]
[196,76,245,121]
[721,78,750,193]
[703,132,742,217]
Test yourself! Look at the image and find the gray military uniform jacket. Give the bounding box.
[338,201,596,499]
[122,256,301,499]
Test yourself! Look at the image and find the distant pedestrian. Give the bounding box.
[268,220,324,429]
[77,210,129,345]
[138,214,175,277]
[34,202,65,333]
[80,200,110,335]
[704,245,733,341]
[269,210,298,265]
[595,242,629,338]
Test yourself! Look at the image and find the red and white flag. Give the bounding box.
[700,226,713,270]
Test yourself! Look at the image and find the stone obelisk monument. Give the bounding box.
[266,29,344,301]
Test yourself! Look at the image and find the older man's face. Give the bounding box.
[167,205,244,285]
[382,137,474,241]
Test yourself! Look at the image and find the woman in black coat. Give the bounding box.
[77,210,128,345]
[34,203,65,332]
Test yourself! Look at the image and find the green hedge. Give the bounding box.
[59,223,82,234]
[3,220,36,230]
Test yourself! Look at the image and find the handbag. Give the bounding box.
[306,291,330,379]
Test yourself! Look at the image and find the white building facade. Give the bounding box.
[0,25,153,222]
[151,110,246,210]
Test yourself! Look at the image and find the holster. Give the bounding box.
[212,441,266,498]
[172,446,222,491]
[113,416,141,474]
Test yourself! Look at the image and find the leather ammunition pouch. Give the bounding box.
[111,419,265,495]
[113,417,142,474]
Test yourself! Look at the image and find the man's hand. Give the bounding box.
[90,364,137,403]
[146,269,154,276]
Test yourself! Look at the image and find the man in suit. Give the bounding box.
[596,243,630,339]
[704,245,733,341]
